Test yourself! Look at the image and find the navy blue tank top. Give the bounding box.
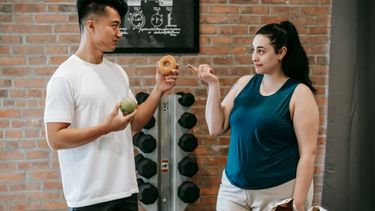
[225,74,300,189]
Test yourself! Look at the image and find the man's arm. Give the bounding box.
[46,103,136,150]
[130,66,179,132]
[130,87,163,132]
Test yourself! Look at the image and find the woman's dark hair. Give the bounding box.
[76,0,128,32]
[256,21,317,94]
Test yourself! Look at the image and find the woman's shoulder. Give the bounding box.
[290,83,316,106]
[237,74,255,85]
[235,74,256,96]
[294,83,314,96]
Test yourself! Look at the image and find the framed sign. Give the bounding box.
[114,0,199,54]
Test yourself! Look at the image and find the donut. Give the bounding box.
[158,55,177,75]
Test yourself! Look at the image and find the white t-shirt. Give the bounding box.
[44,55,138,207]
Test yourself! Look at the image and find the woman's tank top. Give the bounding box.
[225,74,300,189]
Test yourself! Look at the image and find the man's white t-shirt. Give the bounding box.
[44,55,138,207]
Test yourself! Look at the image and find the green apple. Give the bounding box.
[120,97,137,115]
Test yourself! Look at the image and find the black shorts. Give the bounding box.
[68,193,138,211]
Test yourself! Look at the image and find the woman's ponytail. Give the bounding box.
[256,21,317,94]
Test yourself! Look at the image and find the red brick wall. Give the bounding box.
[0,0,330,210]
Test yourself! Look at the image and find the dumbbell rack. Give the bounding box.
[135,94,199,211]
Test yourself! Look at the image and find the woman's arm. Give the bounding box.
[205,78,230,136]
[189,64,252,136]
[290,84,319,211]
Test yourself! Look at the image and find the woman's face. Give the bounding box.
[251,34,283,75]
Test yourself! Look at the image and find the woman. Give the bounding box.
[189,21,319,211]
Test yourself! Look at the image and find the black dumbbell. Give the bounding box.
[135,154,157,179]
[137,178,159,205]
[135,92,155,129]
[143,116,156,129]
[178,133,198,152]
[178,181,200,203]
[177,92,195,107]
[178,156,198,177]
[133,131,156,153]
[136,92,149,104]
[178,112,197,129]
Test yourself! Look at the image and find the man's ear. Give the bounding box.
[278,47,287,61]
[85,18,95,34]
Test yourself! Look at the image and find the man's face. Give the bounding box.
[90,6,122,52]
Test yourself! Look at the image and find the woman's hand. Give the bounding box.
[188,64,219,86]
[293,201,305,211]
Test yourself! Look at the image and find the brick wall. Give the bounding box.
[0,0,331,210]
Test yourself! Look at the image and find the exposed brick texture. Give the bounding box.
[0,0,331,210]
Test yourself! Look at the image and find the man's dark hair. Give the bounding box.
[76,0,128,32]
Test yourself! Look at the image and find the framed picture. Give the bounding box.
[114,0,199,54]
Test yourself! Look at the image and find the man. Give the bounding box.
[44,0,179,210]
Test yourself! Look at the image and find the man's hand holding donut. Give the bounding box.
[155,55,179,94]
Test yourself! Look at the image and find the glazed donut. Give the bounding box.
[158,55,177,75]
